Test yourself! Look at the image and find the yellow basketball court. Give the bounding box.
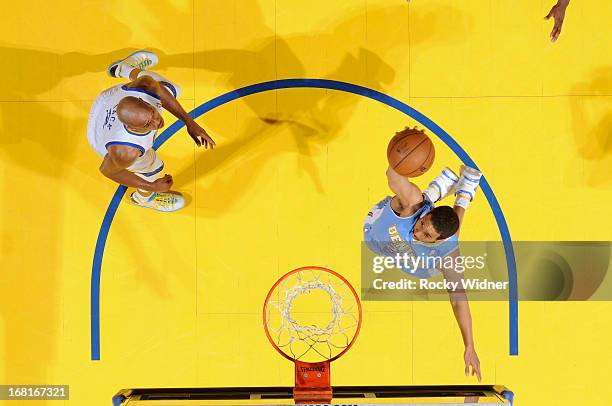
[1,0,611,405]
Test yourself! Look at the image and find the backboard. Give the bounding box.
[112,385,514,406]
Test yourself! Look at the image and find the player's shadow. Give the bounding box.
[0,44,132,383]
[162,3,464,216]
[0,40,152,386]
[171,47,394,215]
[0,0,466,381]
[0,45,148,162]
[569,66,612,186]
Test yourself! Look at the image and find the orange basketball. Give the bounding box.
[387,127,435,177]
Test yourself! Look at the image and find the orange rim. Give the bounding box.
[262,265,362,363]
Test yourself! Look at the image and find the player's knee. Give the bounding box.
[160,81,181,98]
[136,70,181,98]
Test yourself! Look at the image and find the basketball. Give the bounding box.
[386,127,435,177]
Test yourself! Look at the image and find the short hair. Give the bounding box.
[429,206,460,240]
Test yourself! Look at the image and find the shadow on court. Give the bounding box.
[0,0,465,383]
[0,43,147,385]
[0,16,180,386]
[156,3,465,216]
[570,66,612,187]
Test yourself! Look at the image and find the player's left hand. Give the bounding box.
[186,122,216,149]
[464,347,482,382]
[545,0,569,42]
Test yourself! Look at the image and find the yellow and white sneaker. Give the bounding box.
[130,191,185,212]
[108,50,158,79]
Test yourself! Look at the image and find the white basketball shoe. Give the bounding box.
[422,167,459,204]
[129,191,185,212]
[454,165,483,209]
[108,50,159,79]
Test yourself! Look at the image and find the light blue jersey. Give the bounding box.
[364,196,459,279]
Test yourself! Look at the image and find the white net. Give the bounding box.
[264,268,361,363]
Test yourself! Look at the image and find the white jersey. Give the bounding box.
[87,84,163,173]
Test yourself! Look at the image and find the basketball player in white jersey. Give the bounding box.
[87,50,215,211]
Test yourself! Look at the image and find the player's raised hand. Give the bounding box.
[545,0,570,42]
[187,122,216,149]
[464,347,482,382]
[151,174,174,192]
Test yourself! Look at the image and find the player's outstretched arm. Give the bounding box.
[545,0,570,42]
[386,167,424,215]
[131,75,216,149]
[100,145,173,192]
[453,205,466,233]
[442,249,482,382]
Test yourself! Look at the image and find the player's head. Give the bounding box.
[117,96,164,132]
[412,206,459,243]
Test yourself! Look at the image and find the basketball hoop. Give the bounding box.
[263,266,362,404]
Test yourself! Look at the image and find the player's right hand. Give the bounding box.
[150,174,174,192]
[464,347,482,382]
[545,0,569,42]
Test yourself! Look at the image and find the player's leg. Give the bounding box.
[130,149,163,200]
[135,70,182,98]
[422,167,459,204]
[128,150,185,212]
[453,165,483,226]
[107,50,182,98]
[127,68,182,99]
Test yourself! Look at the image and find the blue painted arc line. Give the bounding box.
[91,78,519,360]
[90,185,128,360]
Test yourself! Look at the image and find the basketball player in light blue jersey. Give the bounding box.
[364,165,480,265]
[364,135,483,381]
[87,50,216,211]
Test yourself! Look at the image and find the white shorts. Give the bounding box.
[129,149,164,182]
